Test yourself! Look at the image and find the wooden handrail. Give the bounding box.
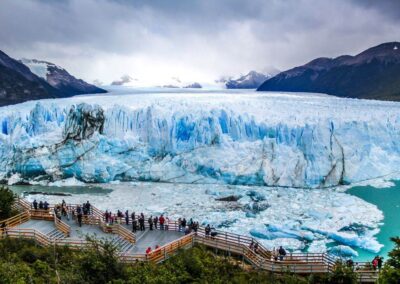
[0,210,31,228]
[54,215,71,237]
[111,224,136,243]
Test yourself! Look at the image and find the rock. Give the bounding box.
[63,103,105,141]
[215,195,241,202]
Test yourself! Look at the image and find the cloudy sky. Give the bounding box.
[1,0,399,85]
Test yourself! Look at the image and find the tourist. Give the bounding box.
[249,240,254,250]
[165,216,169,230]
[193,221,199,233]
[184,226,191,235]
[205,224,211,237]
[43,201,49,210]
[182,218,187,231]
[62,199,66,207]
[131,211,135,222]
[372,256,378,270]
[139,215,145,231]
[254,243,259,253]
[82,205,88,216]
[145,247,152,254]
[148,216,153,230]
[377,256,383,271]
[85,201,91,215]
[32,199,38,210]
[346,259,354,270]
[272,248,278,261]
[178,218,182,232]
[132,217,137,233]
[105,210,110,223]
[210,226,217,237]
[154,216,158,230]
[77,210,83,227]
[159,214,165,230]
[125,210,129,225]
[39,201,43,209]
[278,246,286,261]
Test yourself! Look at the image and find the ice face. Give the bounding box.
[20,181,383,255]
[1,90,400,188]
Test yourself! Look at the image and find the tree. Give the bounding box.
[379,237,400,284]
[0,186,15,219]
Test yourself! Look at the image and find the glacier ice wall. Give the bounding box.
[1,92,400,188]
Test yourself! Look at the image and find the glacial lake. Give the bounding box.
[10,181,400,261]
[347,180,400,262]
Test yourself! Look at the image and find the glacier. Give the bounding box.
[1,90,400,188]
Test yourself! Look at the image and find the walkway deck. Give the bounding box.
[14,218,183,255]
[2,198,379,283]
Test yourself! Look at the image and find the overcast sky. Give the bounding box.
[1,0,399,85]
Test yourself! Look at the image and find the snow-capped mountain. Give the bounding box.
[0,50,60,106]
[225,71,273,89]
[21,59,107,96]
[258,42,400,101]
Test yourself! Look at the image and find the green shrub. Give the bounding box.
[0,186,16,219]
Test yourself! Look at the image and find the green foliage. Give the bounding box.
[0,186,16,219]
[328,261,357,284]
[379,237,400,284]
[0,237,370,284]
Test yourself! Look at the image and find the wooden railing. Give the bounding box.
[0,210,31,228]
[5,228,51,246]
[111,224,136,243]
[147,233,195,263]
[54,215,71,237]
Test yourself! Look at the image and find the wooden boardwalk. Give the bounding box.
[1,198,379,283]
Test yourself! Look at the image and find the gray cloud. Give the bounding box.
[0,0,399,84]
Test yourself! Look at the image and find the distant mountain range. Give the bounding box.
[0,50,106,106]
[257,42,400,101]
[226,71,273,89]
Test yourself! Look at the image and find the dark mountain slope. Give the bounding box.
[257,42,400,101]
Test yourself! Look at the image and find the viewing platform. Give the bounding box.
[0,198,379,283]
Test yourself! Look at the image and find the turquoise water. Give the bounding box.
[348,180,400,262]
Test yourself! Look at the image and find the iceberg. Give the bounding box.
[0,90,400,188]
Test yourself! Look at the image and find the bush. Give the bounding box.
[379,237,400,284]
[0,186,16,219]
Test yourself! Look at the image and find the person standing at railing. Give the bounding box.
[39,201,43,210]
[278,246,286,261]
[77,205,83,227]
[125,210,129,225]
[148,216,154,230]
[43,201,49,211]
[139,215,145,231]
[131,212,135,222]
[105,210,110,223]
[153,216,158,229]
[132,217,137,233]
[178,218,182,232]
[85,201,91,215]
[181,218,187,232]
[159,215,165,230]
[205,224,211,237]
[165,216,169,230]
[32,199,38,210]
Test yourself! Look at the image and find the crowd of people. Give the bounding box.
[32,199,49,210]
[30,199,290,261]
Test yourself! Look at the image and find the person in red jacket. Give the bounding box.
[146,247,152,254]
[159,214,165,230]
